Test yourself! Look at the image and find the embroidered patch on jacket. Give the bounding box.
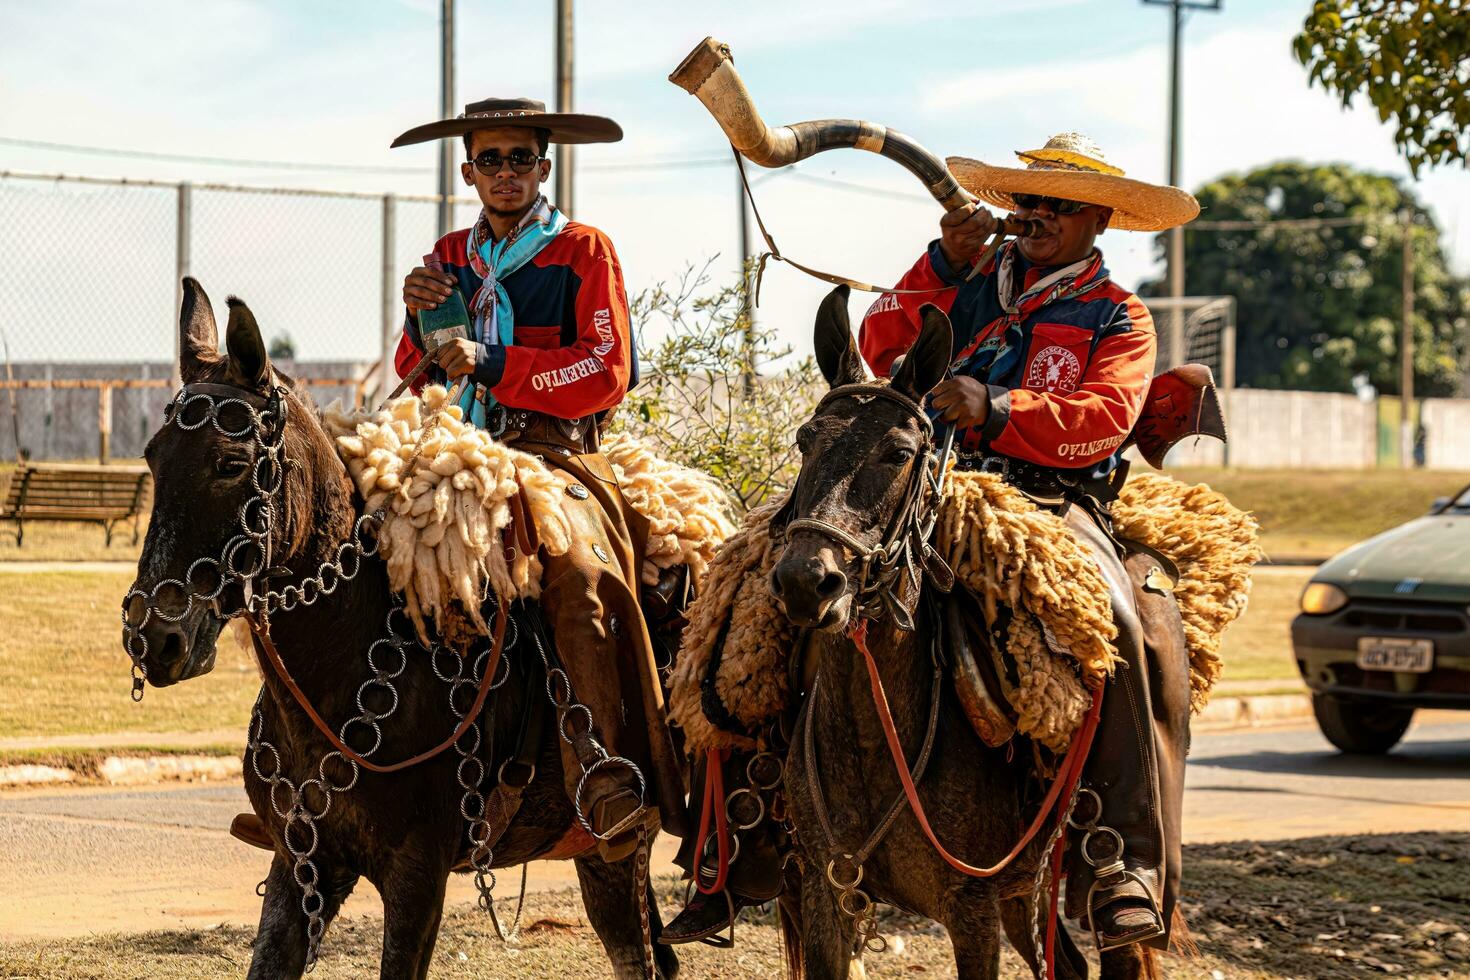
[1024,345,1082,393]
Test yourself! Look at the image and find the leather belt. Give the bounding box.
[954,452,1125,506]
[492,406,599,455]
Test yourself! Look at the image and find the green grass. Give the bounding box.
[1168,467,1470,561]
[0,571,258,740]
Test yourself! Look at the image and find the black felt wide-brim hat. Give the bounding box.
[390,97,623,148]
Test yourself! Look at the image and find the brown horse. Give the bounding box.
[770,287,1157,979]
[122,279,678,979]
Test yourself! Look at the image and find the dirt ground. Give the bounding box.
[3,833,1466,979]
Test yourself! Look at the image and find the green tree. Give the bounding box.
[614,263,821,512]
[1294,0,1469,176]
[1141,161,1469,395]
[267,332,297,361]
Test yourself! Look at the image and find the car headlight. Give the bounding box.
[1301,581,1348,615]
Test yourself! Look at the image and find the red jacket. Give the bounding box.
[859,240,1155,475]
[394,221,634,419]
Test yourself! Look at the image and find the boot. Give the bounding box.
[1062,511,1189,952]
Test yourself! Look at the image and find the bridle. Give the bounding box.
[121,380,380,700]
[777,381,954,630]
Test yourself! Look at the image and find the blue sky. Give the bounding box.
[3,0,1466,363]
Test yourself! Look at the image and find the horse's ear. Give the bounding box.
[893,305,952,400]
[224,297,271,389]
[178,277,218,382]
[813,285,866,388]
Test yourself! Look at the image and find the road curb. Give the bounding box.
[0,753,242,789]
[1196,693,1312,730]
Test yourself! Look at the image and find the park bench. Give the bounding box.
[1,462,151,547]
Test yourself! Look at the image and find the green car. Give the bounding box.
[1291,481,1470,753]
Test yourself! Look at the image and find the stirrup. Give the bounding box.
[592,793,659,863]
[660,883,737,948]
[1087,874,1165,952]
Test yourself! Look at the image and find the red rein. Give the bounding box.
[693,746,731,895]
[849,618,1103,974]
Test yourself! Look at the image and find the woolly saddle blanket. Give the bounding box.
[320,386,737,644]
[669,471,1262,756]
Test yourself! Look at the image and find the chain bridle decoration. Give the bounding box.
[121,382,380,700]
[780,382,954,632]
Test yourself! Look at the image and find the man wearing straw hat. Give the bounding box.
[861,132,1200,951]
[388,98,688,858]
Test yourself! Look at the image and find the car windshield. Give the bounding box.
[1453,485,1470,510]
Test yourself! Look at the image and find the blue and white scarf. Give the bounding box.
[459,194,567,427]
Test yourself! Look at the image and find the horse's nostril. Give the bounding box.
[158,631,185,665]
[769,568,785,598]
[816,570,846,599]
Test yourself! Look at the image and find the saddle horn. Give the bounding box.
[669,37,1039,238]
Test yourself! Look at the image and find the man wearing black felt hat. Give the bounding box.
[391,97,688,862]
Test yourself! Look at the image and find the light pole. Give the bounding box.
[1143,0,1220,363]
[555,0,574,216]
[437,0,455,239]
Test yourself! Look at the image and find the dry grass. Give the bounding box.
[4,834,1466,978]
[1215,567,1313,688]
[0,461,150,562]
[1167,467,1470,561]
[0,571,258,740]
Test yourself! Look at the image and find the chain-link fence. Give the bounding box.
[0,171,484,460]
[1144,295,1236,389]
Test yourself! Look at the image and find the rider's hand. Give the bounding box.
[435,338,479,379]
[928,376,991,429]
[938,204,998,272]
[403,266,457,312]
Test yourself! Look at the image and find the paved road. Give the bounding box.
[3,716,1468,939]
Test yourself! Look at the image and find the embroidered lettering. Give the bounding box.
[1056,435,1125,458]
[591,308,616,358]
[867,293,901,317]
[530,356,606,392]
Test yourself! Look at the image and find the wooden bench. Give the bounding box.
[1,463,151,547]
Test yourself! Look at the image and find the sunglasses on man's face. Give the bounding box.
[1011,193,1092,216]
[470,148,543,176]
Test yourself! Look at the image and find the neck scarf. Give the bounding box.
[957,241,1108,383]
[458,195,567,426]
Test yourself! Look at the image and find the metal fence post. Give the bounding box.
[98,383,112,464]
[380,193,397,401]
[172,181,192,389]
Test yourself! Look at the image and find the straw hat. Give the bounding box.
[947,133,1199,232]
[391,97,622,148]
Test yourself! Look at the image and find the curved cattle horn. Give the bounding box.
[670,36,1038,238]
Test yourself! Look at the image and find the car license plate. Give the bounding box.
[1356,637,1433,673]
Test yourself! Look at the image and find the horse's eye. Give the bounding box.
[795,425,815,454]
[885,447,915,466]
[215,459,250,478]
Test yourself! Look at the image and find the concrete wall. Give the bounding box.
[0,361,369,461]
[1165,389,1379,470]
[1423,398,1470,470]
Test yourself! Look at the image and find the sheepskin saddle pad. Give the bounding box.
[668,472,1261,757]
[320,386,736,646]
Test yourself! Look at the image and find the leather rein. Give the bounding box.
[189,380,515,776]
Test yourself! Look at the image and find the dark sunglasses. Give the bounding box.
[470,148,543,176]
[1011,193,1092,215]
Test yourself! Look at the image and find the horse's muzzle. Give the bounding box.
[129,614,222,686]
[771,545,851,632]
